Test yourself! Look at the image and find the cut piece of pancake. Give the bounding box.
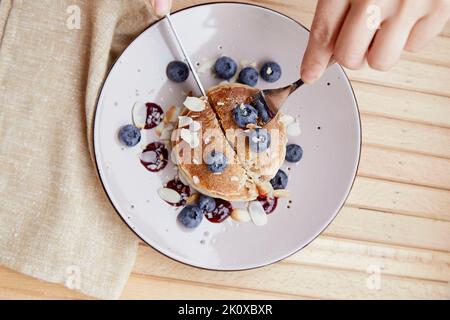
[207,83,287,186]
[171,99,258,201]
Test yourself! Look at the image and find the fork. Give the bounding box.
[252,58,336,126]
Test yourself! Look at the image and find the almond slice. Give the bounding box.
[257,181,274,196]
[273,189,290,198]
[180,128,192,144]
[158,188,181,204]
[186,193,200,205]
[165,105,179,123]
[178,116,193,128]
[154,121,165,137]
[190,133,200,148]
[231,208,251,222]
[248,201,268,226]
[279,114,295,127]
[140,150,158,163]
[132,102,147,129]
[193,176,200,184]
[183,96,206,112]
[180,129,200,148]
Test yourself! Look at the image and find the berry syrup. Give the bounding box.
[257,195,278,214]
[144,103,164,129]
[204,199,233,223]
[165,178,191,207]
[140,142,168,172]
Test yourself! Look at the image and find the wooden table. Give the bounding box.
[1,0,449,299]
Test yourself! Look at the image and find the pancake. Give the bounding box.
[171,99,258,201]
[207,83,287,186]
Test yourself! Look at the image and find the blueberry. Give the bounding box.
[238,67,258,87]
[270,169,288,190]
[286,144,303,163]
[214,56,238,80]
[166,61,189,83]
[206,150,228,173]
[232,103,258,128]
[252,98,271,124]
[198,195,216,212]
[260,62,282,83]
[248,128,271,153]
[118,124,141,147]
[177,205,203,228]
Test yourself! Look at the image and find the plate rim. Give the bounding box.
[92,1,362,271]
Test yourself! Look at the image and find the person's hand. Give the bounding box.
[301,0,450,83]
[150,0,172,17]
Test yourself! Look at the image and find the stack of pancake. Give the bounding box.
[171,83,287,201]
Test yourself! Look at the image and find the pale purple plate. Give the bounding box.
[94,2,361,270]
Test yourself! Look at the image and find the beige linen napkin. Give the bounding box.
[0,0,157,299]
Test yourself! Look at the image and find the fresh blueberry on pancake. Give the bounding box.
[232,103,258,128]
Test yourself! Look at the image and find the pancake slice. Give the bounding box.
[172,99,258,201]
[207,83,287,187]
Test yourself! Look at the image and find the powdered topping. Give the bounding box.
[180,128,200,148]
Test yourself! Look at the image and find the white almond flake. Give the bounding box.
[183,96,206,112]
[158,188,181,204]
[217,102,225,106]
[140,150,157,163]
[160,124,174,140]
[165,105,179,123]
[213,172,222,175]
[178,116,193,128]
[190,121,201,132]
[231,208,251,222]
[155,121,165,137]
[279,114,295,127]
[132,101,147,129]
[180,128,192,144]
[193,176,200,184]
[193,158,200,165]
[248,201,268,226]
[287,121,301,137]
[273,189,291,198]
[190,133,200,148]
[230,176,239,182]
[181,129,200,148]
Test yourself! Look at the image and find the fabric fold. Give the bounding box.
[0,0,156,299]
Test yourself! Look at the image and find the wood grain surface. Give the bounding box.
[1,0,449,299]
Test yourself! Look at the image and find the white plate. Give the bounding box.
[94,3,361,270]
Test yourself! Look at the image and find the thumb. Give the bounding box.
[151,0,172,17]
